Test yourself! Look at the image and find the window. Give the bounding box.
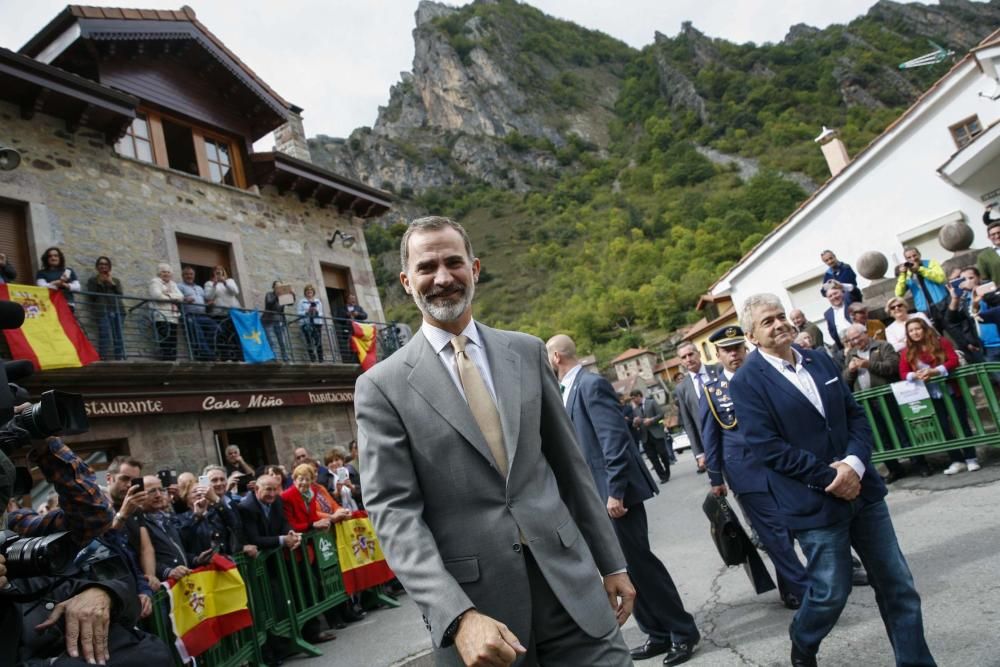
[115,113,153,163]
[0,200,31,284]
[205,138,234,186]
[950,115,983,149]
[115,107,246,188]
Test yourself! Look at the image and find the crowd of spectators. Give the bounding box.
[0,246,372,364]
[8,440,379,660]
[799,244,992,482]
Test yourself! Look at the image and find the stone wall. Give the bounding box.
[0,100,385,322]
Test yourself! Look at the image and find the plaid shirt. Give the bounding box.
[7,438,113,545]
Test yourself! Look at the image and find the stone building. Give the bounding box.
[0,6,393,480]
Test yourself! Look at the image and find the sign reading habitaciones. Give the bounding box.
[84,389,355,418]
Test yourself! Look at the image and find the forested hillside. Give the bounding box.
[313,0,1000,361]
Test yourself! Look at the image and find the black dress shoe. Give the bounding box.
[659,477,670,484]
[782,592,802,610]
[791,643,818,667]
[341,605,366,623]
[663,641,698,665]
[629,639,670,660]
[852,565,870,587]
[918,465,933,477]
[696,467,707,474]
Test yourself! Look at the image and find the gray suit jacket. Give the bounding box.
[356,324,623,659]
[635,396,667,442]
[675,363,721,457]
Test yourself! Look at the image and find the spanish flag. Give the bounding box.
[334,510,395,595]
[350,321,377,371]
[0,285,98,370]
[167,554,253,661]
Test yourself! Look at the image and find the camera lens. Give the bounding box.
[2,531,74,578]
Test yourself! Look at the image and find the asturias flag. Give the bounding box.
[0,284,98,370]
[334,510,395,595]
[350,321,377,371]
[229,309,274,363]
[167,554,253,661]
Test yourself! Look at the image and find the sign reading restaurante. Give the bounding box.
[84,389,355,418]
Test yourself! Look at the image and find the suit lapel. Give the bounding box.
[753,350,824,418]
[405,330,498,471]
[479,324,522,471]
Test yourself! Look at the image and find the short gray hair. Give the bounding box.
[843,323,866,339]
[202,464,226,476]
[739,293,784,336]
[400,216,474,273]
[823,279,844,293]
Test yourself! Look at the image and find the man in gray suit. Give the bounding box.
[675,342,721,473]
[629,390,673,483]
[356,216,635,666]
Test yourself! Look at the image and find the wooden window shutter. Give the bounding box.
[321,264,349,291]
[176,235,230,271]
[0,202,32,282]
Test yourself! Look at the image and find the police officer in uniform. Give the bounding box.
[699,325,809,609]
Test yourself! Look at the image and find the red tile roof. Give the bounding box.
[611,348,653,364]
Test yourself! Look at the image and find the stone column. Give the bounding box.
[274,108,311,162]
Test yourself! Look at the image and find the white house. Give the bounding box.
[711,29,1000,322]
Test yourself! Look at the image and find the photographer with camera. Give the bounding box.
[894,247,948,319]
[2,430,168,666]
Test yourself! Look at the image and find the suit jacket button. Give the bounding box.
[512,543,522,553]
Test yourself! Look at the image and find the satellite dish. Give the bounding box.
[899,40,955,69]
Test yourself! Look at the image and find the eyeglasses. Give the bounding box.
[889,304,906,310]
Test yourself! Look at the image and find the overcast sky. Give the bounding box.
[0,0,929,140]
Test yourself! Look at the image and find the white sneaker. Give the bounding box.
[943,462,966,475]
[966,459,982,472]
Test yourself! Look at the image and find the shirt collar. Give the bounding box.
[759,346,803,372]
[422,319,481,355]
[562,363,583,391]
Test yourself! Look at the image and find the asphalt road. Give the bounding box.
[297,446,1000,667]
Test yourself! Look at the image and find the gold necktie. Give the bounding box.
[451,335,507,477]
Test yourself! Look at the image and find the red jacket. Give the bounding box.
[280,484,321,532]
[899,336,960,392]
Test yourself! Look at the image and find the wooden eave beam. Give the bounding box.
[20,86,50,120]
[297,180,320,202]
[66,102,94,133]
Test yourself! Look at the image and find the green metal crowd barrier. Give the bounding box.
[853,362,1000,461]
[145,530,357,666]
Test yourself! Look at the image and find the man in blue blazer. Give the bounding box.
[729,294,934,667]
[699,325,808,609]
[548,334,700,666]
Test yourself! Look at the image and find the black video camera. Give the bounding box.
[0,529,76,579]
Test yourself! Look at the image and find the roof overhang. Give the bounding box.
[20,7,291,139]
[938,120,1000,185]
[0,46,137,142]
[250,152,392,218]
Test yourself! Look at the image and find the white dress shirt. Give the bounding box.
[560,363,584,407]
[422,319,499,405]
[759,347,865,480]
[689,367,710,399]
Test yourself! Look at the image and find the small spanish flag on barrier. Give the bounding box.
[350,321,377,371]
[0,284,98,370]
[167,554,253,661]
[334,510,395,595]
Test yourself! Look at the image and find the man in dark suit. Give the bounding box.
[629,389,673,482]
[675,342,721,473]
[699,326,808,609]
[729,293,934,667]
[237,473,301,551]
[548,334,700,665]
[822,280,853,350]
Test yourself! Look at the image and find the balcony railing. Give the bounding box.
[16,290,404,366]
